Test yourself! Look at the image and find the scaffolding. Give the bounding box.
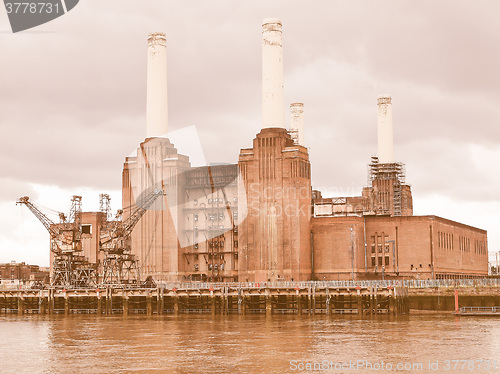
[368,156,406,217]
[368,156,406,184]
[99,193,112,221]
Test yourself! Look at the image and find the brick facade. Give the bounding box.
[0,262,49,283]
[117,133,488,282]
[311,215,488,280]
[238,128,312,282]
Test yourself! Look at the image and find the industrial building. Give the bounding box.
[0,261,49,285]
[37,19,488,284]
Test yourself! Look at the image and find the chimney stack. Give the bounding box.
[377,94,394,164]
[262,18,285,129]
[146,32,168,138]
[290,103,304,145]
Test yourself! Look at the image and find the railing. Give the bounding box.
[156,278,500,290]
[457,306,500,314]
[2,278,500,291]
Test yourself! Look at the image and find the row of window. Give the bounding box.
[474,239,487,255]
[192,240,239,250]
[194,263,226,272]
[291,159,310,179]
[376,191,391,207]
[459,236,471,252]
[193,253,226,260]
[193,197,238,206]
[209,240,224,249]
[370,234,390,255]
[437,232,487,256]
[193,212,238,221]
[438,231,454,251]
[371,256,390,266]
[371,244,390,254]
[193,227,238,235]
[208,213,225,221]
[193,225,226,230]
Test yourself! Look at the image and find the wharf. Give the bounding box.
[0,282,409,316]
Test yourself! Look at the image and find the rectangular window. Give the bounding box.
[378,257,383,266]
[385,256,389,266]
[371,257,376,266]
[81,224,92,235]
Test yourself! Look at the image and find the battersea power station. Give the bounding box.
[69,19,488,283]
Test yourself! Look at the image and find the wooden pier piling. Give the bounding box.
[0,283,411,315]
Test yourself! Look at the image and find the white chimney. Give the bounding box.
[262,18,285,129]
[377,94,394,164]
[146,32,168,138]
[290,103,304,145]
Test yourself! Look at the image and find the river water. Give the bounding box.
[0,314,499,373]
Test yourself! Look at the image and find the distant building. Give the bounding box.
[0,261,49,284]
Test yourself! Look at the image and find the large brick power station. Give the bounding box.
[76,21,488,283]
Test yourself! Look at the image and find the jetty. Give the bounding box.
[0,282,408,316]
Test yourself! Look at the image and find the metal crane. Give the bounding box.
[99,188,164,285]
[16,195,98,288]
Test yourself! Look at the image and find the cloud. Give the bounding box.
[0,0,499,264]
[0,178,39,203]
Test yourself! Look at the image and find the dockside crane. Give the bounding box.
[99,188,164,286]
[16,196,98,288]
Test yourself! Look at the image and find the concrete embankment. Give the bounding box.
[409,287,500,312]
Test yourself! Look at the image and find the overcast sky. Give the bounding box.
[1,1,499,267]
